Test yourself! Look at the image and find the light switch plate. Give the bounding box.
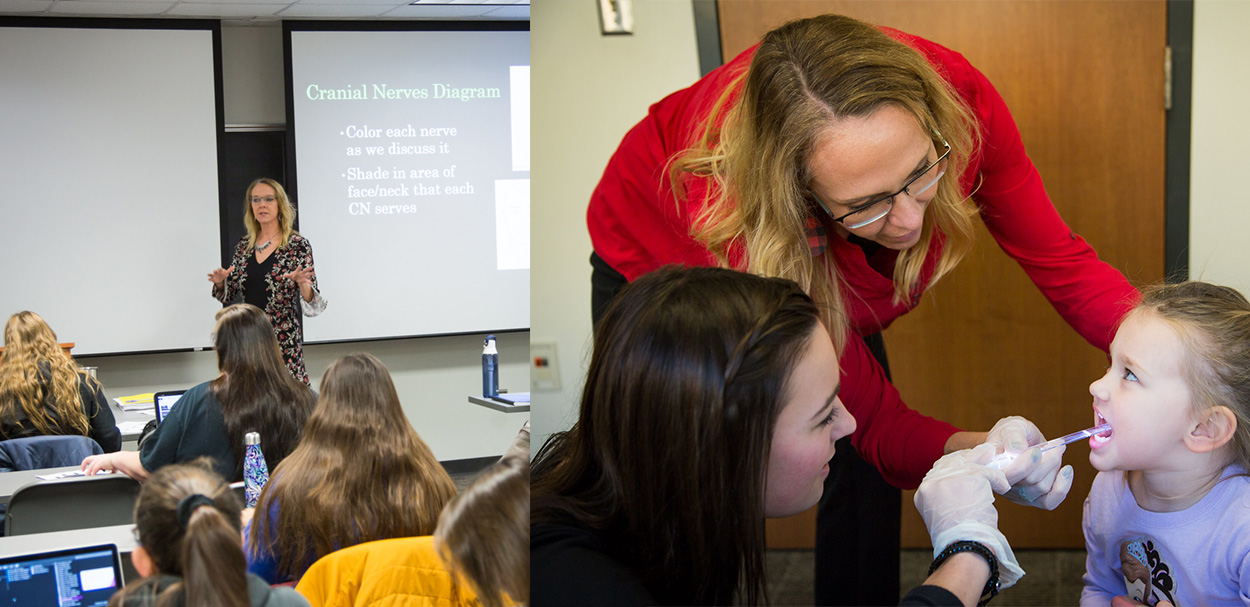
[531,341,561,391]
[597,0,633,35]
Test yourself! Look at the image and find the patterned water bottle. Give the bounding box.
[243,431,269,508]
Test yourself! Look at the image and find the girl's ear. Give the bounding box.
[1185,405,1237,454]
[130,545,155,578]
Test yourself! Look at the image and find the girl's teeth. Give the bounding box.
[1092,432,1112,444]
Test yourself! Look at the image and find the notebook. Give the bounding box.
[153,390,186,423]
[0,543,123,606]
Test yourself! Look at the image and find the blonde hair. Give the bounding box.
[0,311,92,437]
[670,14,981,348]
[1134,282,1250,471]
[243,178,297,250]
[435,456,529,607]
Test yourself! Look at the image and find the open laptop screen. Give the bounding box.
[153,390,186,424]
[0,543,122,606]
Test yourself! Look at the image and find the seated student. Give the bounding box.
[246,352,457,584]
[1082,282,1250,606]
[108,459,309,607]
[0,311,120,452]
[435,455,529,607]
[532,266,1059,606]
[83,304,315,481]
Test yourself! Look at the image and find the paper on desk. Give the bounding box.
[493,392,530,404]
[116,421,150,434]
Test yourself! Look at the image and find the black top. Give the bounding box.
[0,362,120,452]
[139,381,237,481]
[243,252,277,310]
[532,523,963,607]
[532,523,656,606]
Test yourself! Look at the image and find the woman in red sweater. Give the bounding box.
[586,14,1136,605]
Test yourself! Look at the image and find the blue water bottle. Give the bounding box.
[243,431,269,508]
[482,335,499,397]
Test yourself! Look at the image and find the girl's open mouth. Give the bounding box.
[1091,412,1114,445]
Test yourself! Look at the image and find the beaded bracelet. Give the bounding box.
[928,540,1000,606]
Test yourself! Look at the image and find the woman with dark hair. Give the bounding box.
[82,304,316,481]
[108,459,309,607]
[208,178,326,384]
[587,13,1128,604]
[245,352,457,584]
[532,266,1040,606]
[0,311,120,451]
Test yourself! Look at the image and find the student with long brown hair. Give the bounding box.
[435,455,529,607]
[0,311,120,451]
[246,352,457,584]
[108,459,309,607]
[533,266,1058,606]
[82,304,315,481]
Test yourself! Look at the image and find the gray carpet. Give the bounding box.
[766,549,1087,606]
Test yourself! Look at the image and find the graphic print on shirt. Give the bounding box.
[1120,538,1177,606]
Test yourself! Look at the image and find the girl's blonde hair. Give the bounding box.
[242,178,297,250]
[1134,282,1250,471]
[0,311,93,437]
[670,14,981,348]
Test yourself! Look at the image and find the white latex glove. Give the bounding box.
[984,416,1074,510]
[915,443,1025,589]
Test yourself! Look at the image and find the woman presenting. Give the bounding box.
[209,178,326,384]
[586,14,1137,605]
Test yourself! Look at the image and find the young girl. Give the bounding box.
[1082,281,1250,605]
[246,352,458,584]
[109,459,309,607]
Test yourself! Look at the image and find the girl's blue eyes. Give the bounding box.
[1122,368,1138,382]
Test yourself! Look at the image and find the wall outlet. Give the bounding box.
[531,341,561,391]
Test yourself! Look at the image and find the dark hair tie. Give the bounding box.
[176,494,215,530]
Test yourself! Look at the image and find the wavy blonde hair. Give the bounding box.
[671,14,981,348]
[0,311,92,437]
[243,178,297,250]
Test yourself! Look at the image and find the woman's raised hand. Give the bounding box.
[208,266,235,286]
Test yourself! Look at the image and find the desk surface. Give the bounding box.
[0,465,92,505]
[0,523,136,559]
[468,394,529,413]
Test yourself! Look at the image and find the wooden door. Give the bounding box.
[720,1,1168,548]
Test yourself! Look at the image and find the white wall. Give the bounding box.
[530,1,700,449]
[1190,0,1250,294]
[75,23,529,462]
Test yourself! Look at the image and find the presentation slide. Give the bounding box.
[287,25,530,343]
[0,23,222,355]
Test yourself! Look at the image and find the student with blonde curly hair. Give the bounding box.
[0,311,119,451]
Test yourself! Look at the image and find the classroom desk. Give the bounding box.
[0,523,136,559]
[108,399,153,444]
[0,524,140,582]
[467,394,529,413]
[0,465,87,505]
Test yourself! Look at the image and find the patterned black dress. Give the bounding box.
[212,233,326,383]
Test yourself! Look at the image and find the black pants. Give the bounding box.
[816,332,900,606]
[590,254,901,605]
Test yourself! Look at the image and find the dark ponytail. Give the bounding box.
[108,459,249,607]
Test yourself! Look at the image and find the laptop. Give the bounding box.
[153,390,187,424]
[0,543,123,606]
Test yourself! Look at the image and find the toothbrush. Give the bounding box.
[986,423,1111,470]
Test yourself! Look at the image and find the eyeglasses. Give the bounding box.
[251,196,277,205]
[811,137,951,230]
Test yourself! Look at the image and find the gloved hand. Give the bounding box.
[984,416,1074,510]
[914,443,1025,589]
